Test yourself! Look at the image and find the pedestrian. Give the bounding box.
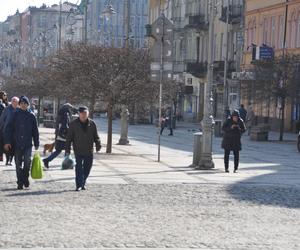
[65,106,101,191]
[4,96,39,190]
[160,114,166,135]
[0,96,19,165]
[245,105,255,135]
[239,104,247,122]
[0,95,7,162]
[0,91,9,107]
[221,110,246,173]
[161,107,174,136]
[43,103,74,169]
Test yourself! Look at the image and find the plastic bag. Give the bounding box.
[61,155,74,170]
[31,153,43,179]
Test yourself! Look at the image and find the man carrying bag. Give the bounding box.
[4,96,39,190]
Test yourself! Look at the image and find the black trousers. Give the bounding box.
[224,149,239,170]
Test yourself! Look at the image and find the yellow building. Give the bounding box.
[242,0,300,131]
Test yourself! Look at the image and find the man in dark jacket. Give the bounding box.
[238,104,247,122]
[43,103,74,168]
[0,96,19,165]
[4,96,39,190]
[65,106,101,191]
[221,110,246,173]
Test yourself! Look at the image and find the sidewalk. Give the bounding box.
[33,118,300,188]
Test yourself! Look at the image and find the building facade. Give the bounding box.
[148,0,244,121]
[0,2,82,75]
[242,0,300,131]
[87,0,148,48]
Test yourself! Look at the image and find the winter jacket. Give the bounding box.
[65,118,101,156]
[0,101,5,117]
[4,108,39,150]
[221,118,246,151]
[55,105,72,142]
[0,105,16,133]
[238,107,247,122]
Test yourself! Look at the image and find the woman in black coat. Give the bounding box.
[221,110,246,173]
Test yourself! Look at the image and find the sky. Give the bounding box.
[0,0,80,22]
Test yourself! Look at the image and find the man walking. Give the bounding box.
[0,96,19,165]
[4,96,39,190]
[239,104,247,122]
[65,106,101,191]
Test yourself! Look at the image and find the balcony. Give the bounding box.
[219,5,243,25]
[186,61,207,78]
[185,14,209,31]
[173,61,186,73]
[213,61,225,72]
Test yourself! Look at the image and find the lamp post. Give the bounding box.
[157,0,171,162]
[195,0,215,169]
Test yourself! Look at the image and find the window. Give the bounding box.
[278,15,284,48]
[290,14,297,48]
[297,16,300,47]
[271,16,276,48]
[263,18,269,45]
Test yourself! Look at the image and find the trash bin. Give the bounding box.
[214,119,222,137]
[193,132,203,166]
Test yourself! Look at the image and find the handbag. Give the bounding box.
[31,153,43,179]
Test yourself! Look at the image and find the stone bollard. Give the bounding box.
[192,132,203,166]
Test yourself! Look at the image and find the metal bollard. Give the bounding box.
[193,132,203,166]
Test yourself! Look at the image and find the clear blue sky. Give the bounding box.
[0,0,80,22]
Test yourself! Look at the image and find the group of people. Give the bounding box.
[221,104,255,173]
[0,93,101,191]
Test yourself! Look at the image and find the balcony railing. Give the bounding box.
[185,14,209,31]
[186,61,207,78]
[219,5,243,25]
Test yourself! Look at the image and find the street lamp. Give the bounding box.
[195,0,216,169]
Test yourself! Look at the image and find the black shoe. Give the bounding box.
[43,159,49,169]
[168,134,173,136]
[82,186,86,190]
[24,180,30,188]
[5,162,9,166]
[17,184,23,190]
[234,169,238,173]
[225,169,229,173]
[75,187,82,192]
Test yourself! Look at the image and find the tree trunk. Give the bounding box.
[279,97,286,141]
[89,92,96,119]
[106,99,113,154]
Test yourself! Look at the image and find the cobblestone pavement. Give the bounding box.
[0,120,300,249]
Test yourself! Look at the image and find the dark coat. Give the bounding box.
[0,105,16,133]
[239,107,247,122]
[55,105,72,142]
[221,118,246,151]
[65,118,101,156]
[4,108,39,150]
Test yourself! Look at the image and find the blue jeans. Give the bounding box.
[14,147,32,186]
[45,140,65,162]
[75,154,93,188]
